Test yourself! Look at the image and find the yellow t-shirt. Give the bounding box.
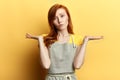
[69,34,84,46]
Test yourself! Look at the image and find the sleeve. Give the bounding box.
[74,34,84,46]
[40,34,48,37]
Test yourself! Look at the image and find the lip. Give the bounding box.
[59,24,64,26]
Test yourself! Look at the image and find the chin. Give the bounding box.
[57,26,67,30]
[58,28,67,31]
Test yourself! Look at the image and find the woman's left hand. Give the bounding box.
[84,36,103,42]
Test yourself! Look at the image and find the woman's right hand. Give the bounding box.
[25,33,39,40]
[26,33,33,39]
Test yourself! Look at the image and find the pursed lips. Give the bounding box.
[58,23,64,26]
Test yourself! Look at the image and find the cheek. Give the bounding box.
[53,20,57,25]
[64,18,68,25]
[53,20,58,27]
[64,16,68,22]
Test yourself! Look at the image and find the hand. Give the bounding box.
[25,33,33,39]
[84,36,103,42]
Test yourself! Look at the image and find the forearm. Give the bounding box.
[74,40,88,69]
[73,35,103,69]
[30,35,39,40]
[38,37,51,69]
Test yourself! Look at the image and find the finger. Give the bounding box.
[96,36,103,39]
[92,36,103,40]
[101,36,104,39]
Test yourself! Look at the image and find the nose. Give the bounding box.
[57,17,62,24]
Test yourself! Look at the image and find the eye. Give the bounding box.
[60,15,64,18]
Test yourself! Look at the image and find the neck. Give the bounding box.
[57,30,69,37]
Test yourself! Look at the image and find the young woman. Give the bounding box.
[26,4,103,80]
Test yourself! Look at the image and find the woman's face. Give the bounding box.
[53,8,69,31]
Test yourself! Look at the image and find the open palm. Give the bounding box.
[84,36,103,42]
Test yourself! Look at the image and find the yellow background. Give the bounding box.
[0,0,120,80]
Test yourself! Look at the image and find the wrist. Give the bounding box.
[82,37,89,45]
[83,37,88,43]
[39,36,43,41]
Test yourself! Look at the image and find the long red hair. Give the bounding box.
[44,4,74,47]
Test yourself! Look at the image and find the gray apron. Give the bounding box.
[46,35,77,80]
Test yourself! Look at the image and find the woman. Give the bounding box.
[26,4,103,80]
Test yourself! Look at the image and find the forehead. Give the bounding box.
[55,8,67,16]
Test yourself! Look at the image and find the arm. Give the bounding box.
[38,36,51,69]
[74,36,103,69]
[26,33,51,69]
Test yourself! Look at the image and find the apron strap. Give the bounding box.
[71,35,76,48]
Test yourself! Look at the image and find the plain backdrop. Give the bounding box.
[0,0,120,80]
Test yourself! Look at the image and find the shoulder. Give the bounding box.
[71,34,83,39]
[38,34,48,38]
[40,34,48,37]
[71,34,84,45]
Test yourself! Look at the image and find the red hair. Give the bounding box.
[44,4,74,47]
